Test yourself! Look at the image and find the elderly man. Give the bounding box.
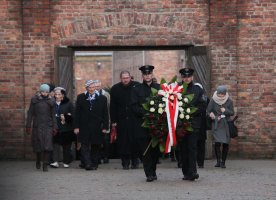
[74,80,109,170]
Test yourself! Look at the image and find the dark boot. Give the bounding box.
[36,153,41,169]
[221,143,229,168]
[214,143,221,167]
[42,151,49,172]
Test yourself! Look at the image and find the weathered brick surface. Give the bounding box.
[0,0,275,159]
[0,0,25,159]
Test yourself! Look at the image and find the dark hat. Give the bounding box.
[216,85,227,94]
[179,68,194,77]
[139,65,154,74]
[47,83,55,92]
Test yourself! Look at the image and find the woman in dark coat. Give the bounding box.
[26,84,57,172]
[50,87,75,168]
[206,85,234,168]
[74,80,109,170]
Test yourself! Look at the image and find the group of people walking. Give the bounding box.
[26,65,235,182]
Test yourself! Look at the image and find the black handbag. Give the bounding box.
[228,116,238,138]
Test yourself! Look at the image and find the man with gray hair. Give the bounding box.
[74,80,109,170]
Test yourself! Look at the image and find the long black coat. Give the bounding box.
[26,94,57,152]
[74,92,109,145]
[110,81,139,154]
[131,81,160,139]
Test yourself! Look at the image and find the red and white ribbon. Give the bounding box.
[159,82,183,153]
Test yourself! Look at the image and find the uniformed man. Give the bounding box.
[131,65,160,182]
[178,67,204,181]
[110,71,140,169]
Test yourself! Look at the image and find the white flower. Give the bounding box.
[179,107,184,112]
[162,97,166,102]
[170,95,174,100]
[185,115,190,120]
[150,100,154,105]
[158,108,164,114]
[158,90,166,96]
[184,98,189,103]
[186,108,191,113]
[177,93,182,100]
[150,107,155,112]
[179,113,184,119]
[159,103,165,108]
[178,101,183,106]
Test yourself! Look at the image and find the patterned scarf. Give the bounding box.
[212,91,229,105]
[86,90,100,110]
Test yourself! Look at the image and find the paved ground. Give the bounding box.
[0,159,275,200]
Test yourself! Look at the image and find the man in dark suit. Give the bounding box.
[110,71,140,169]
[178,68,204,181]
[74,80,109,170]
[131,65,160,182]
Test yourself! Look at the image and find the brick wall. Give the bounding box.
[0,0,275,159]
[0,0,25,159]
[235,1,276,158]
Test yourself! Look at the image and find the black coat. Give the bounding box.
[181,81,204,130]
[131,81,160,139]
[74,92,109,145]
[110,81,139,154]
[54,97,75,145]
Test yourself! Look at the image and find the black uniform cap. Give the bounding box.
[179,68,194,77]
[139,65,154,74]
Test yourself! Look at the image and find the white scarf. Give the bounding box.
[212,91,229,105]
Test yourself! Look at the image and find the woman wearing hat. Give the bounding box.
[26,84,58,172]
[206,85,234,168]
[50,87,75,168]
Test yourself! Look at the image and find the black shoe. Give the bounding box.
[198,165,204,168]
[215,162,221,167]
[152,175,157,180]
[42,163,48,172]
[36,161,41,169]
[188,173,199,181]
[221,162,226,168]
[146,176,154,182]
[85,165,93,170]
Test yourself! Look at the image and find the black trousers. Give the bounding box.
[138,138,160,178]
[179,129,199,176]
[196,139,206,167]
[81,143,101,167]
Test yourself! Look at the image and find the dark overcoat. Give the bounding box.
[26,94,57,152]
[130,81,160,139]
[110,81,139,154]
[54,96,75,145]
[74,92,109,145]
